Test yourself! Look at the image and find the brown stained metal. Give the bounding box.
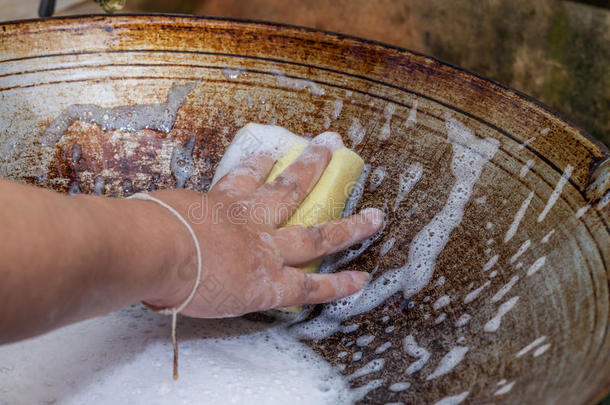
[0,15,608,405]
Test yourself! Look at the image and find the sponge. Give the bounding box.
[212,124,365,311]
[267,138,364,312]
[267,145,364,273]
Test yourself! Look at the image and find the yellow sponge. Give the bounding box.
[268,145,364,311]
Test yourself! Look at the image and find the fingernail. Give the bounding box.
[361,207,384,227]
[311,131,343,152]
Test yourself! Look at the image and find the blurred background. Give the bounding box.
[1,0,608,146]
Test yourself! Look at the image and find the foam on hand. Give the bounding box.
[213,124,364,312]
[211,123,309,187]
[213,124,364,270]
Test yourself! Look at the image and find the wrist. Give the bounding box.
[78,194,194,308]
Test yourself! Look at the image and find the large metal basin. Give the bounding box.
[0,15,608,405]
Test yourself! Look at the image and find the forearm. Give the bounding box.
[0,180,189,344]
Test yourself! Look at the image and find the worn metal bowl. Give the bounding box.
[0,15,608,404]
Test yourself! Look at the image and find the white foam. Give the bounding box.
[380,237,396,257]
[433,391,469,405]
[403,335,431,375]
[464,281,490,304]
[541,229,555,244]
[533,343,551,357]
[483,255,499,271]
[474,195,487,204]
[349,379,383,402]
[93,176,106,195]
[41,82,197,146]
[426,346,468,380]
[393,162,423,212]
[537,165,573,222]
[455,314,471,327]
[221,68,246,80]
[369,166,387,191]
[575,204,590,218]
[509,240,531,263]
[170,136,196,188]
[491,275,519,303]
[405,100,418,129]
[273,68,325,96]
[504,191,534,243]
[332,98,343,120]
[375,341,392,354]
[433,295,451,311]
[379,103,395,140]
[526,256,546,277]
[345,358,385,381]
[519,159,535,178]
[598,192,609,210]
[211,123,308,186]
[517,137,535,149]
[348,118,366,148]
[434,313,447,324]
[341,324,360,333]
[341,163,371,218]
[484,296,519,332]
[388,382,411,392]
[0,307,353,405]
[494,381,515,395]
[293,116,497,340]
[515,336,547,357]
[323,116,331,129]
[356,334,375,347]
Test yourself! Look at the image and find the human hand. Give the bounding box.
[145,132,383,317]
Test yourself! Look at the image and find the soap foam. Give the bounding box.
[0,306,356,405]
[483,296,520,332]
[41,82,198,146]
[369,166,386,191]
[426,346,469,380]
[403,335,431,375]
[211,124,309,187]
[433,391,469,405]
[293,115,499,340]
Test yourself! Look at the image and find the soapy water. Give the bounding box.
[0,306,356,405]
[41,82,198,147]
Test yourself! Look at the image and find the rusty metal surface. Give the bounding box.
[0,15,608,404]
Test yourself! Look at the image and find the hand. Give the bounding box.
[145,132,383,317]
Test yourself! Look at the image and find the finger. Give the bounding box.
[212,154,275,199]
[273,208,384,266]
[275,268,369,308]
[250,132,343,228]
